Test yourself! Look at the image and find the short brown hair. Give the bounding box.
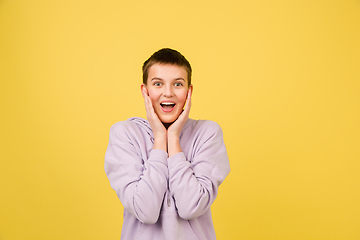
[142,48,192,86]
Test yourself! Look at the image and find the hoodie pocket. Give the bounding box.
[134,211,200,240]
[161,211,200,240]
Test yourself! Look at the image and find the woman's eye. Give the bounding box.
[174,82,183,87]
[154,82,162,86]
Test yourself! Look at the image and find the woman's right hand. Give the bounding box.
[142,87,167,152]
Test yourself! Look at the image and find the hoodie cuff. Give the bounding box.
[167,152,189,170]
[148,149,169,166]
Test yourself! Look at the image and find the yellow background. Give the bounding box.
[1,1,359,239]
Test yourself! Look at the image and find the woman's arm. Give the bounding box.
[168,121,230,220]
[142,85,167,152]
[167,89,192,157]
[104,121,168,224]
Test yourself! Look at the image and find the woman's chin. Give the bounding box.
[159,115,178,124]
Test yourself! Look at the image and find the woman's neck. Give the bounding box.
[162,122,174,129]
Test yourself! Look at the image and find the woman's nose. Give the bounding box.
[162,86,174,97]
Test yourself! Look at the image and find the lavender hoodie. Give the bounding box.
[105,117,230,240]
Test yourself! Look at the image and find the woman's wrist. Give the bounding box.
[167,135,181,157]
[153,135,167,152]
[167,132,179,141]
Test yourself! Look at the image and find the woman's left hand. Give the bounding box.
[167,88,192,139]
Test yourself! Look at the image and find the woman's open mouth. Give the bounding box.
[160,102,176,112]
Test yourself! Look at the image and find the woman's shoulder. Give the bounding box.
[186,119,223,134]
[110,117,150,134]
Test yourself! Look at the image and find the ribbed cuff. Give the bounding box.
[148,149,169,166]
[167,152,189,171]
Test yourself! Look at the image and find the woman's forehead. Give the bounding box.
[148,64,188,82]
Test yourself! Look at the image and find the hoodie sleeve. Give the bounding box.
[167,120,230,220]
[104,121,168,224]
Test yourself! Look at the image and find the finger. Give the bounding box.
[183,89,192,115]
[141,87,149,99]
[141,89,145,98]
[176,90,191,121]
[143,92,149,110]
[142,88,153,114]
[143,93,153,118]
[145,96,160,123]
[146,95,155,113]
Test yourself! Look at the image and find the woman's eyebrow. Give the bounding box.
[151,77,185,81]
[151,77,163,81]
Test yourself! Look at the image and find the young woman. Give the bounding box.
[105,48,230,240]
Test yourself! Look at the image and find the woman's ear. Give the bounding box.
[141,84,148,98]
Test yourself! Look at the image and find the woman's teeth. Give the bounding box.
[161,102,175,109]
[161,102,175,106]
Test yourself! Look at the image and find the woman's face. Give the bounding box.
[141,63,192,124]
